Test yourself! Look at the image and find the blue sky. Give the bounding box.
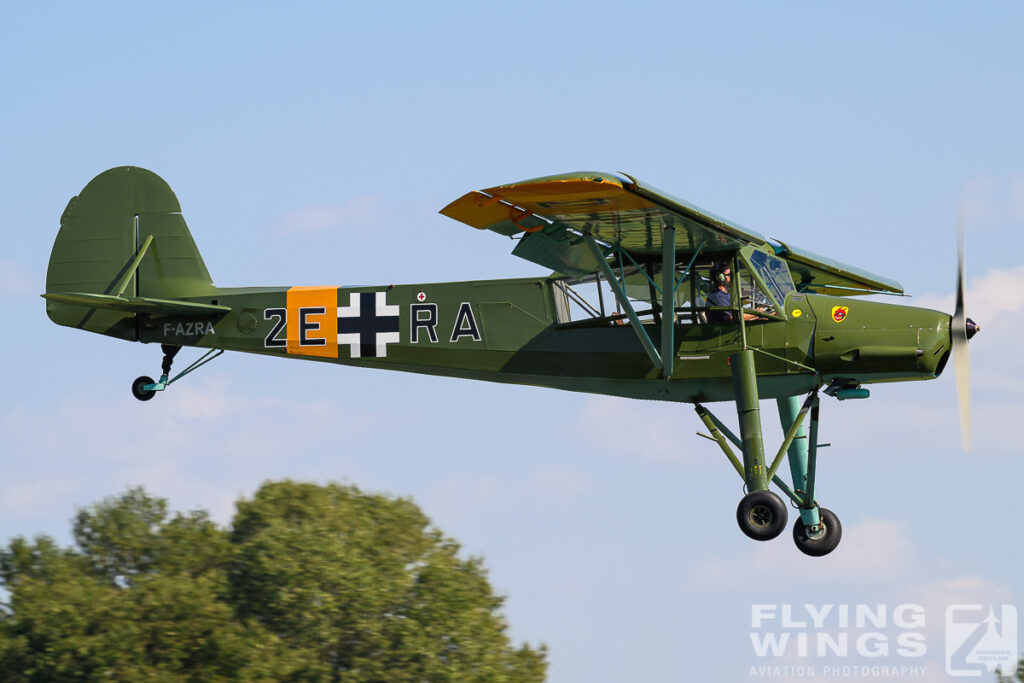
[3,3,1023,681]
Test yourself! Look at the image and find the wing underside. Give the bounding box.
[440,172,903,296]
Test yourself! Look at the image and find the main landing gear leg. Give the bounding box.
[131,345,223,402]
[695,380,843,555]
[731,350,788,541]
[776,395,816,526]
[786,394,842,557]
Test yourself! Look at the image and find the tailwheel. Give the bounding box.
[131,375,156,401]
[736,490,788,541]
[793,508,842,557]
[128,346,223,402]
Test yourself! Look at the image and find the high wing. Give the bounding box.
[440,172,903,296]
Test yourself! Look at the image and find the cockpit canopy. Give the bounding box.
[554,246,797,325]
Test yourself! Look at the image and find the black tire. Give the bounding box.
[132,375,156,401]
[736,490,788,541]
[792,508,842,557]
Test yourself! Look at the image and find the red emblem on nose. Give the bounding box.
[831,306,849,323]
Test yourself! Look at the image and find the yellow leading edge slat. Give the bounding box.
[442,176,655,231]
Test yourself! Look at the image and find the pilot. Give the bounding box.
[706,263,763,323]
[706,263,735,323]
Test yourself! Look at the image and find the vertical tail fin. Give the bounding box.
[45,167,216,339]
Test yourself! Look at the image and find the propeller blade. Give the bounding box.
[952,214,971,453]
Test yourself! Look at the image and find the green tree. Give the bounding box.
[994,659,1023,682]
[0,482,546,682]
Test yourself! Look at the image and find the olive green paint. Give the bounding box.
[44,168,953,406]
[731,349,768,491]
[43,167,968,555]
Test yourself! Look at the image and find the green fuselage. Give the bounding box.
[42,166,963,557]
[44,166,950,405]
[92,276,951,404]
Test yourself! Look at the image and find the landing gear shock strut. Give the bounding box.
[731,349,788,540]
[695,381,844,556]
[160,344,181,383]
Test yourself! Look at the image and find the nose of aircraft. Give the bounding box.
[965,317,979,340]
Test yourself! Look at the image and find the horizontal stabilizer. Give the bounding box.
[42,292,229,316]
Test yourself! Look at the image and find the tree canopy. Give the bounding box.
[0,482,546,682]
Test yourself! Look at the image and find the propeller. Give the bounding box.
[951,215,979,453]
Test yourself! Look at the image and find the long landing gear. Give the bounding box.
[131,344,223,401]
[695,350,843,556]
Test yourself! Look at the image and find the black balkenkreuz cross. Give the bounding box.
[337,292,400,358]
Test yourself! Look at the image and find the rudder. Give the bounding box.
[45,167,216,339]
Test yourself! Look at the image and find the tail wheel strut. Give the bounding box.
[130,347,223,401]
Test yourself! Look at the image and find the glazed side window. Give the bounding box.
[748,250,795,306]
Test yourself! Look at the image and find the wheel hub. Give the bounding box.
[750,504,773,527]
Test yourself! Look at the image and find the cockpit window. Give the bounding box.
[747,250,795,307]
[736,261,780,318]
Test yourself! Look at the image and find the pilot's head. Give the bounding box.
[711,262,732,287]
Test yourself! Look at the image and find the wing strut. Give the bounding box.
[658,232,706,377]
[583,234,662,372]
[660,224,676,378]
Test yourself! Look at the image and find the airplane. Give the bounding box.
[42,167,979,556]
